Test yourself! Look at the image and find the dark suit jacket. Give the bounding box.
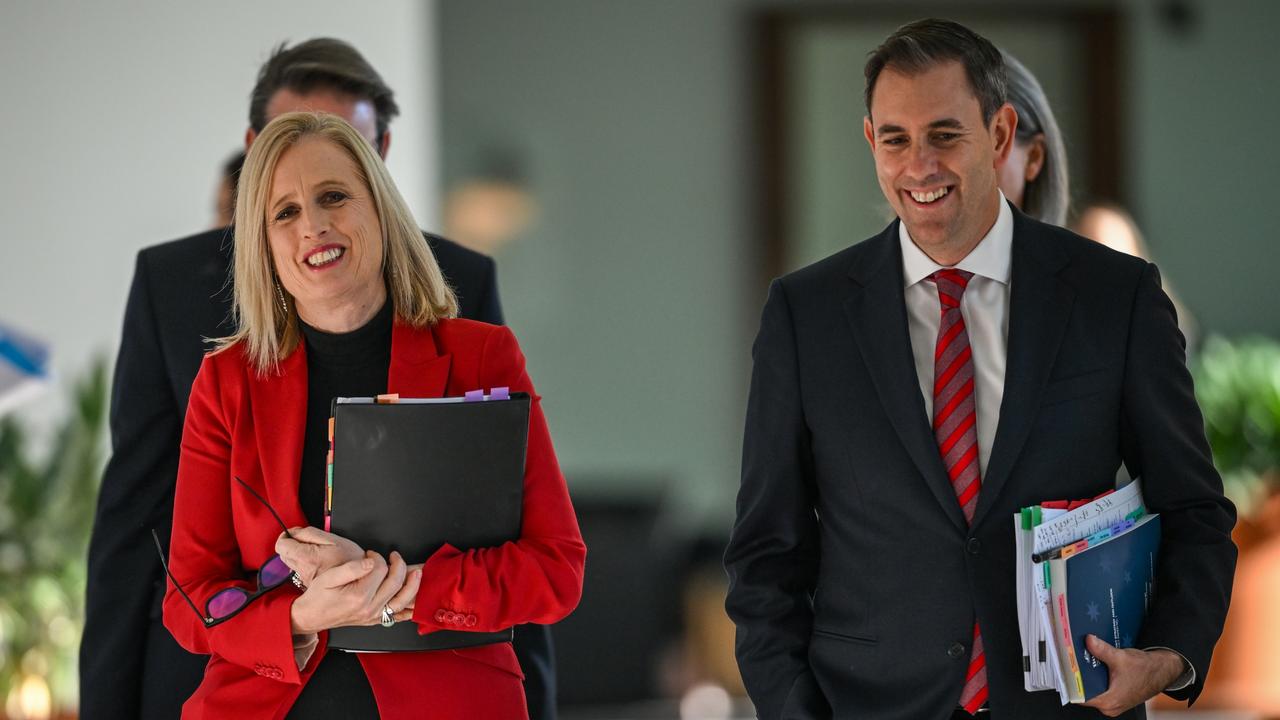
[724,209,1236,720]
[81,227,558,719]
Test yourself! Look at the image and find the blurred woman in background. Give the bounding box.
[998,50,1070,226]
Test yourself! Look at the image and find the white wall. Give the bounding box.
[0,0,440,432]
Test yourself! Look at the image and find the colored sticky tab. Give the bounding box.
[464,389,485,402]
[1040,500,1069,510]
[490,386,510,401]
[376,393,400,404]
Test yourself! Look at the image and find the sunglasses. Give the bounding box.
[154,476,299,628]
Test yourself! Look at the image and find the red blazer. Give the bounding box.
[163,318,586,719]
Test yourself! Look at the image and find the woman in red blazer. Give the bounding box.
[162,111,585,719]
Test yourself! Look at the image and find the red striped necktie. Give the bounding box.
[929,268,988,714]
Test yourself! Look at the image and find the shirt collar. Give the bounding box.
[899,194,1013,288]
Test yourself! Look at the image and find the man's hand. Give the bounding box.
[1081,634,1186,717]
[275,527,364,586]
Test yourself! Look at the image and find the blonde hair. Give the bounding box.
[216,112,457,372]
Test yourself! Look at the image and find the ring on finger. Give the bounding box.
[380,604,396,628]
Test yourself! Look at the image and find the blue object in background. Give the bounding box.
[0,321,52,415]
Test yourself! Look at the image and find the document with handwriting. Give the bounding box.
[1031,481,1144,561]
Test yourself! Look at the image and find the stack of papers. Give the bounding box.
[1014,480,1160,704]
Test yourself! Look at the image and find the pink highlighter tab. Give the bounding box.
[490,387,510,401]
[464,389,485,402]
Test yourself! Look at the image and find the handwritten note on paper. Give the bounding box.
[1032,481,1144,553]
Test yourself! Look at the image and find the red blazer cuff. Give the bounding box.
[209,590,305,685]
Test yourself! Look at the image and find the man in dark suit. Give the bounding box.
[724,19,1235,720]
[81,38,557,720]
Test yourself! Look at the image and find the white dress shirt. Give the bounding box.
[900,196,1012,478]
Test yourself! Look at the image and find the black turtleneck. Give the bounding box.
[287,298,392,719]
[297,299,393,528]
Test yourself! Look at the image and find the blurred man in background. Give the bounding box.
[212,150,245,228]
[80,38,558,719]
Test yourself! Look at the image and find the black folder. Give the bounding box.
[325,392,529,652]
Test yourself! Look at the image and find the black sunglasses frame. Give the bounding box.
[154,476,300,628]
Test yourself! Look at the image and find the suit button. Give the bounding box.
[434,609,448,622]
[947,642,966,658]
[967,538,982,555]
[465,614,477,627]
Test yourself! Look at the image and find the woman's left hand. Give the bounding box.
[389,563,423,622]
[275,527,365,586]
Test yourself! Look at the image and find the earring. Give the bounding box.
[274,278,288,316]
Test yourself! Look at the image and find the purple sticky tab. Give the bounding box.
[464,389,485,402]
[490,387,510,401]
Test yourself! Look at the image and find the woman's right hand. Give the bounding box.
[289,550,408,635]
[275,526,365,587]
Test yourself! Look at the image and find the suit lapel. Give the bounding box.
[972,212,1073,528]
[388,320,451,398]
[248,344,309,528]
[844,225,968,533]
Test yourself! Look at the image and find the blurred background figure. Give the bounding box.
[998,50,1070,226]
[1073,201,1200,351]
[212,151,245,228]
[1074,201,1146,257]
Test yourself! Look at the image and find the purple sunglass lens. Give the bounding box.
[260,555,293,588]
[207,588,250,619]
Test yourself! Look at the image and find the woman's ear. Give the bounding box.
[1024,134,1047,182]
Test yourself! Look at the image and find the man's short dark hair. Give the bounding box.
[248,38,400,141]
[864,19,1007,125]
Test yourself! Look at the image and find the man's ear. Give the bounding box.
[990,103,1018,166]
[1024,135,1046,182]
[378,130,392,160]
[863,115,875,152]
[245,127,258,151]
